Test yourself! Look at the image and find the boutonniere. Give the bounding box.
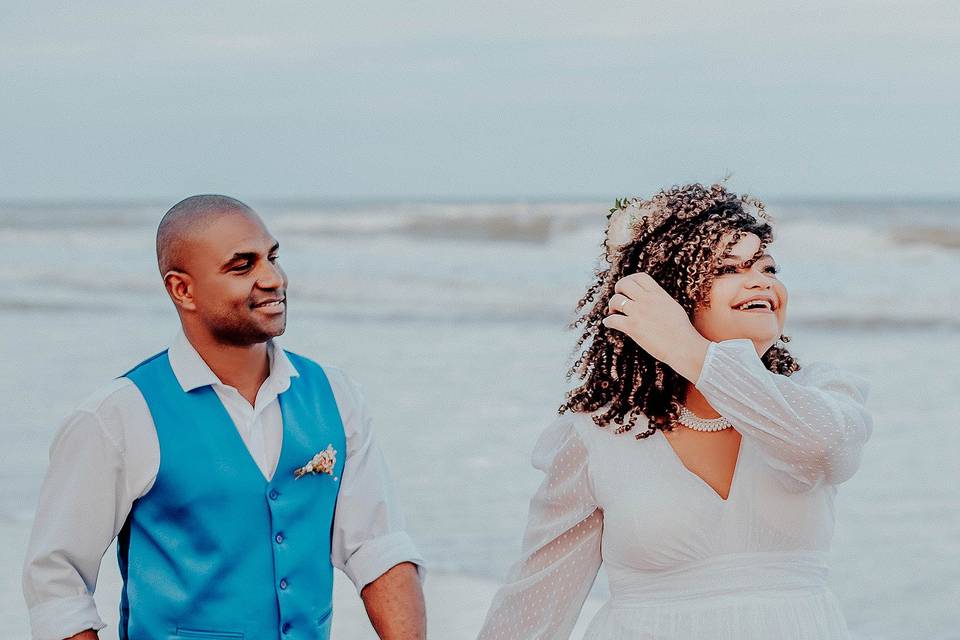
[294,444,338,480]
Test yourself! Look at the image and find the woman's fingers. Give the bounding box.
[601,313,630,333]
[629,272,658,288]
[614,273,654,300]
[608,293,634,315]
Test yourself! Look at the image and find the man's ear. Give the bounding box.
[164,270,196,311]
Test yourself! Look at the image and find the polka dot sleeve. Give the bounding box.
[477,415,602,639]
[695,338,874,490]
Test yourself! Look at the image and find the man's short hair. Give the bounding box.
[156,194,255,274]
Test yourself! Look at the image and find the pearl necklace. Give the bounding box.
[677,406,733,432]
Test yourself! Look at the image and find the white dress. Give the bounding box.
[477,338,873,640]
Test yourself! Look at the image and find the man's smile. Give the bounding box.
[252,297,286,314]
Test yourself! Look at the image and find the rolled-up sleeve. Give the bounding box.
[327,369,425,592]
[22,407,126,640]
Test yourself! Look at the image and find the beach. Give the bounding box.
[2,200,958,638]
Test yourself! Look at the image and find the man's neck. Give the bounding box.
[185,329,272,405]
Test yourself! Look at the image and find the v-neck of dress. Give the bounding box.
[656,428,744,503]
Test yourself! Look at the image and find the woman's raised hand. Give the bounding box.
[602,272,711,382]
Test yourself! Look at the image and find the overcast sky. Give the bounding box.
[1,1,958,200]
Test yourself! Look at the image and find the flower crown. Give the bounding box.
[604,184,771,259]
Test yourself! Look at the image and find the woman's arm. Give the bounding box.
[695,338,873,489]
[477,416,602,640]
[598,272,872,490]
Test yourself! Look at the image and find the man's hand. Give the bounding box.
[65,631,99,640]
[603,272,711,382]
[360,562,426,640]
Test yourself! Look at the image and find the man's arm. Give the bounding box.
[22,384,143,640]
[360,562,426,640]
[65,632,99,640]
[326,370,427,637]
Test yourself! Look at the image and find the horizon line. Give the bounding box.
[2,194,959,208]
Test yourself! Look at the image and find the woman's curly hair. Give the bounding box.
[559,182,800,438]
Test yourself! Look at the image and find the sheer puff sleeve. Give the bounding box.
[477,415,602,640]
[695,338,874,491]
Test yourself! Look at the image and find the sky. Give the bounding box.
[1,1,958,200]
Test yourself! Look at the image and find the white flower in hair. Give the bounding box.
[605,199,656,259]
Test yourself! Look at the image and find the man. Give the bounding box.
[22,195,426,639]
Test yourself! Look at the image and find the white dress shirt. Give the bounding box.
[22,332,425,640]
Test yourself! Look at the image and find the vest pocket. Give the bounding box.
[175,628,244,639]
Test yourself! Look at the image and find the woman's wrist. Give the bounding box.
[668,331,712,383]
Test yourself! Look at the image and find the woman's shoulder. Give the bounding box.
[531,413,583,471]
[533,410,648,467]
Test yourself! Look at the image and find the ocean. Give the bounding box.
[1,199,958,638]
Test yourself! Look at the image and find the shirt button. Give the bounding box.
[275,532,285,544]
[279,578,288,590]
[268,489,279,500]
[281,622,291,633]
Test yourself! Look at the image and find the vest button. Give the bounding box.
[281,621,291,633]
[279,578,288,590]
[269,489,279,500]
[275,532,285,544]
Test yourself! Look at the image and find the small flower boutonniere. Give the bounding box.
[294,444,338,481]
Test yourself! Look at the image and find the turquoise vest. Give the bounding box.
[118,350,345,640]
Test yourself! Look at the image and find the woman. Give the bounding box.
[477,183,873,639]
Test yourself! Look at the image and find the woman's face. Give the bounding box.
[691,232,788,355]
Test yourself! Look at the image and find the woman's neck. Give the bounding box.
[682,384,722,419]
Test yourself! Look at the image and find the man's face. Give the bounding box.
[179,212,288,345]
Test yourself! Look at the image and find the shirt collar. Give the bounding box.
[168,330,300,393]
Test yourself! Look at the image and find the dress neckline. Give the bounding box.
[656,428,744,503]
